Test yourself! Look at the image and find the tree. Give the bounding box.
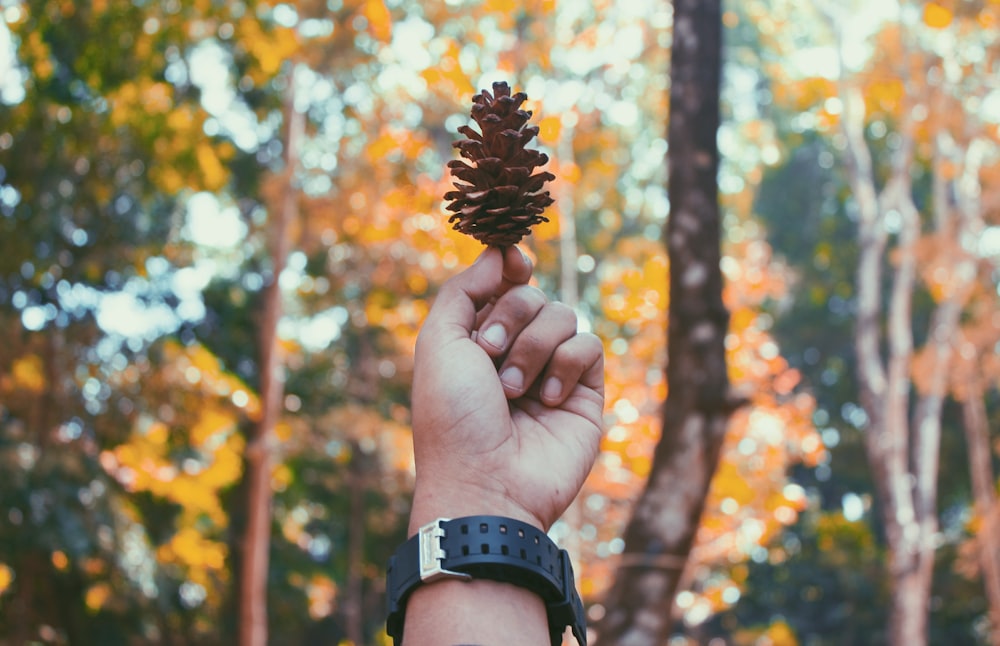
[593,0,737,642]
[731,0,1000,642]
[823,4,1000,641]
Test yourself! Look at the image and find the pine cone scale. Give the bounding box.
[444,81,554,246]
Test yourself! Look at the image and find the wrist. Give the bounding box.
[408,479,545,536]
[386,516,587,646]
[403,577,549,646]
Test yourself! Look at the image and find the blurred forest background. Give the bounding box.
[1,0,999,644]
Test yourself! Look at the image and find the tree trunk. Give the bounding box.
[841,83,934,646]
[593,1,732,643]
[963,377,1000,646]
[829,15,991,642]
[239,78,303,646]
[344,440,366,646]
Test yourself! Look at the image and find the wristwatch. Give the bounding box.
[386,515,587,646]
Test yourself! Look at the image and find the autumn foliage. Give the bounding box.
[0,0,998,645]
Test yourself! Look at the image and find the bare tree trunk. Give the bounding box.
[593,1,734,642]
[343,440,366,646]
[947,131,1000,644]
[239,78,304,646]
[839,79,934,646]
[963,376,1000,645]
[830,15,993,640]
[824,3,940,636]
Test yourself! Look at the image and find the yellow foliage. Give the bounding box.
[11,353,46,393]
[272,462,293,491]
[775,76,835,113]
[153,166,186,194]
[762,619,799,646]
[158,527,228,571]
[420,40,474,98]
[198,435,245,490]
[144,82,174,114]
[306,575,338,619]
[364,0,393,42]
[196,143,229,191]
[538,114,562,142]
[24,31,53,80]
[923,2,953,28]
[190,407,237,447]
[531,207,560,241]
[240,18,299,80]
[0,563,12,595]
[84,582,111,612]
[484,0,519,15]
[51,551,69,571]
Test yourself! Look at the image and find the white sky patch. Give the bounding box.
[788,2,901,79]
[979,226,1000,257]
[188,39,265,151]
[278,305,348,352]
[842,492,865,521]
[184,191,247,248]
[189,41,236,114]
[982,89,1000,124]
[0,14,25,104]
[96,291,179,339]
[389,16,434,71]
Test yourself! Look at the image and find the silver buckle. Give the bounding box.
[418,519,472,583]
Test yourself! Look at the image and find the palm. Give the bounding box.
[416,338,602,528]
[410,246,604,532]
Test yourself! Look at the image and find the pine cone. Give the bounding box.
[444,81,555,246]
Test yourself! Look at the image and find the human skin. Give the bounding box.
[402,245,605,646]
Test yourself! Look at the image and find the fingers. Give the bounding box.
[537,332,605,405]
[476,286,603,404]
[420,245,533,350]
[500,245,533,290]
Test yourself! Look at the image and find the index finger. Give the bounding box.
[499,245,533,293]
[474,245,534,329]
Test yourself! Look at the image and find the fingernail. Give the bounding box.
[542,377,562,401]
[499,366,524,392]
[480,324,507,350]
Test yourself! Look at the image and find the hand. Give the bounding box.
[410,245,605,533]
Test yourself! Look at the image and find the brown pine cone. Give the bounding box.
[444,81,555,246]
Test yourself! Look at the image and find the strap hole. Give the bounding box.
[520,549,527,559]
[517,529,525,538]
[501,545,509,555]
[481,543,490,554]
[460,524,469,535]
[479,523,488,534]
[499,524,508,534]
[462,545,470,556]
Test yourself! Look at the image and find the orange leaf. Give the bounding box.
[364,0,392,41]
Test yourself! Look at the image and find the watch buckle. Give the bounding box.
[418,519,472,583]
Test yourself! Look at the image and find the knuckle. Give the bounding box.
[511,330,547,355]
[545,301,576,322]
[503,285,547,322]
[552,343,589,372]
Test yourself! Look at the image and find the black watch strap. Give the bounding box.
[386,515,587,646]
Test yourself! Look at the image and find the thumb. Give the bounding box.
[420,247,505,345]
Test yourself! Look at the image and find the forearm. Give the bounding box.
[402,489,552,645]
[403,577,550,646]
